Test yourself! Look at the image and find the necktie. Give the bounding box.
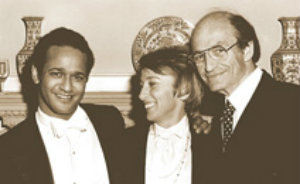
[220,100,235,152]
[50,119,87,139]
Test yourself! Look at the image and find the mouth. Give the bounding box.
[56,94,73,101]
[144,102,155,110]
[206,71,226,79]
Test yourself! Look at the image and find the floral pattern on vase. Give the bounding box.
[16,16,43,76]
[271,17,300,85]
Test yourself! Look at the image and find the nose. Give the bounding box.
[138,84,148,102]
[204,54,218,72]
[60,76,72,92]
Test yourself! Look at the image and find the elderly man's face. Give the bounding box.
[32,45,88,120]
[191,18,249,96]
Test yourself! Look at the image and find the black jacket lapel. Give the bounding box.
[80,104,125,184]
[226,71,273,150]
[7,115,53,184]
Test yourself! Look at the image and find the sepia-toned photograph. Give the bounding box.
[0,0,299,183]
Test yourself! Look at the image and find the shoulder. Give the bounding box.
[0,117,36,153]
[269,78,299,103]
[125,123,149,138]
[200,87,225,116]
[261,71,299,93]
[273,81,300,115]
[0,118,32,141]
[273,80,299,97]
[122,124,149,158]
[258,72,300,125]
[258,71,299,102]
[81,103,121,114]
[81,103,124,121]
[123,123,150,148]
[80,103,125,131]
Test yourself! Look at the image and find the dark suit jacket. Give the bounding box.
[203,71,300,184]
[0,104,125,184]
[121,120,210,184]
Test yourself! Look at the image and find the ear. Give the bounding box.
[243,41,254,62]
[176,86,190,101]
[178,93,190,101]
[31,65,40,84]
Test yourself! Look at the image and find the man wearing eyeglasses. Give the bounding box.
[191,10,300,184]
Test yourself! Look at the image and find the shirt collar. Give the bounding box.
[36,105,89,138]
[228,67,263,114]
[152,115,189,139]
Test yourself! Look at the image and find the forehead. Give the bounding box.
[44,45,87,72]
[140,68,176,82]
[192,18,237,50]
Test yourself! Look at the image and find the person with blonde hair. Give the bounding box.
[122,46,211,184]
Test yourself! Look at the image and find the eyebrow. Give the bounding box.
[194,45,220,53]
[195,41,229,52]
[47,68,87,75]
[47,68,63,72]
[143,75,160,80]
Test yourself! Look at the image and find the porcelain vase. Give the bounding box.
[271,17,300,85]
[16,16,43,76]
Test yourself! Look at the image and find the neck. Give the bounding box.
[156,112,186,129]
[222,64,256,97]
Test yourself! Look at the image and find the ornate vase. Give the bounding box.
[271,17,300,85]
[16,16,43,76]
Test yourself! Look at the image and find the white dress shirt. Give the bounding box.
[36,106,110,184]
[145,115,192,184]
[227,67,263,131]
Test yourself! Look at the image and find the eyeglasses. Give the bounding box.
[192,42,239,64]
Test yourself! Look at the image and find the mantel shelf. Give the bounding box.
[0,92,134,129]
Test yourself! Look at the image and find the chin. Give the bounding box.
[208,84,223,93]
[146,114,158,122]
[54,106,76,115]
[146,116,155,122]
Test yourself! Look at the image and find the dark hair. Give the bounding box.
[30,27,94,76]
[137,46,204,125]
[228,13,261,63]
[20,27,94,114]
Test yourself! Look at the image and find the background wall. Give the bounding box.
[1,0,299,91]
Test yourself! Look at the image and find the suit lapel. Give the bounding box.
[226,72,273,151]
[10,116,53,184]
[81,104,125,184]
[83,105,107,155]
[80,105,114,180]
[136,124,150,184]
[208,72,273,152]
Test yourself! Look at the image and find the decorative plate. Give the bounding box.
[132,16,194,71]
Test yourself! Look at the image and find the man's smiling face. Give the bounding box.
[33,45,88,120]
